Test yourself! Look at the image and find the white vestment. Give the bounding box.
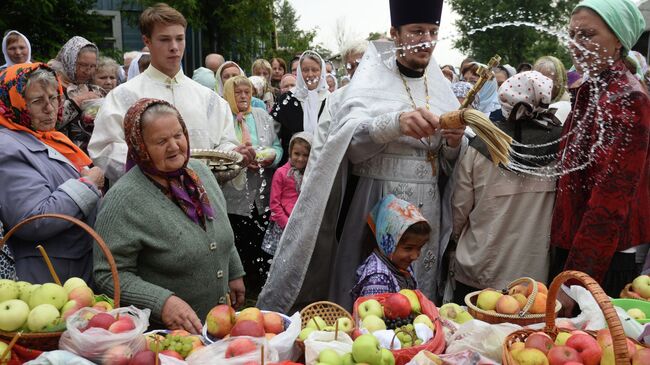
[88,65,239,182]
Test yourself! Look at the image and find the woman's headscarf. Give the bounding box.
[123,98,215,227]
[472,62,501,114]
[574,0,645,54]
[499,71,555,122]
[223,76,253,143]
[55,36,98,85]
[215,61,245,96]
[192,67,217,89]
[2,31,32,69]
[0,63,92,171]
[627,51,649,81]
[326,73,338,91]
[293,50,329,134]
[127,52,150,81]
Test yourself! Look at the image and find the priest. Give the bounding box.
[257,0,467,312]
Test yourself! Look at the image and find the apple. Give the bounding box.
[88,312,117,330]
[0,280,18,302]
[225,338,257,358]
[476,290,503,311]
[128,350,157,365]
[0,299,30,331]
[496,295,521,315]
[358,299,383,319]
[512,348,549,365]
[513,294,528,310]
[555,332,572,346]
[263,312,284,334]
[93,301,113,312]
[383,293,412,319]
[547,346,582,365]
[109,316,136,333]
[319,349,342,365]
[15,281,30,296]
[206,304,235,338]
[633,348,650,365]
[336,317,353,333]
[511,341,526,357]
[627,308,646,320]
[102,344,133,365]
[596,329,637,360]
[341,353,355,365]
[352,334,382,365]
[413,314,434,330]
[299,327,315,340]
[306,316,327,330]
[0,342,9,362]
[380,348,396,365]
[632,275,650,299]
[26,303,61,332]
[160,350,183,360]
[145,333,165,352]
[361,314,386,332]
[29,283,67,310]
[509,284,529,296]
[236,307,263,324]
[566,334,602,365]
[439,303,473,324]
[19,284,39,304]
[63,277,88,294]
[230,319,265,337]
[525,332,554,355]
[68,286,94,308]
[399,289,422,314]
[526,282,549,297]
[61,300,83,319]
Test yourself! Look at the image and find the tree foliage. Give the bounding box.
[0,0,107,61]
[272,0,316,63]
[449,0,579,67]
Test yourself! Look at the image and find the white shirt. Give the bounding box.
[88,65,239,182]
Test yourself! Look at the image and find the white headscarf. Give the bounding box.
[127,52,150,81]
[292,50,329,133]
[2,30,31,69]
[215,61,245,96]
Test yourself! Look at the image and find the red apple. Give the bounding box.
[236,308,264,324]
[68,286,94,307]
[109,316,136,333]
[88,312,117,330]
[263,312,284,334]
[160,350,183,360]
[230,320,265,337]
[102,345,133,365]
[547,346,582,365]
[633,348,650,365]
[128,350,157,365]
[525,332,554,355]
[206,304,236,338]
[566,334,602,365]
[596,329,637,359]
[225,338,257,358]
[93,301,113,312]
[383,293,412,319]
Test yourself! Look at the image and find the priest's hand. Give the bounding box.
[441,127,465,148]
[234,143,256,167]
[399,109,439,139]
[161,295,203,334]
[228,278,246,309]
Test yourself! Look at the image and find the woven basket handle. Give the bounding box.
[506,277,538,316]
[1,213,121,308]
[545,271,628,365]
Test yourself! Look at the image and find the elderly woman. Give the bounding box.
[2,31,31,70]
[271,50,329,163]
[94,57,120,92]
[0,63,104,283]
[221,76,282,297]
[215,61,266,110]
[93,98,245,333]
[533,56,571,124]
[552,0,649,311]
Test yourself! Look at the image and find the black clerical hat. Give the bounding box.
[389,0,444,27]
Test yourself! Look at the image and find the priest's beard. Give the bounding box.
[396,46,433,72]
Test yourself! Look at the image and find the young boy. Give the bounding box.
[351,194,431,302]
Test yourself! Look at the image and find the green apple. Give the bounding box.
[439,303,463,321]
[413,314,434,330]
[352,334,382,365]
[299,327,316,340]
[361,314,386,332]
[323,325,336,331]
[627,308,646,320]
[341,352,355,365]
[0,299,30,331]
[306,315,327,330]
[15,281,30,297]
[19,284,39,304]
[63,277,87,294]
[476,290,502,311]
[555,331,572,345]
[0,280,18,302]
[29,283,67,310]
[455,310,474,324]
[336,317,353,333]
[319,349,342,365]
[0,342,9,362]
[380,348,395,365]
[632,275,650,299]
[27,304,61,332]
[399,289,421,314]
[358,299,383,319]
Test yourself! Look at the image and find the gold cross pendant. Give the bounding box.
[427,151,437,176]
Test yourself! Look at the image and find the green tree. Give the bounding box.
[449,0,579,67]
[0,0,107,61]
[272,0,316,63]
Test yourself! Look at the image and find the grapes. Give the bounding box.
[156,334,197,358]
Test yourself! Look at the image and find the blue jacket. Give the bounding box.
[0,127,100,264]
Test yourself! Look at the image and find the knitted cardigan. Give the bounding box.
[93,159,245,322]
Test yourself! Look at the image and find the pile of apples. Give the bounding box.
[357,290,435,349]
[0,277,112,333]
[298,315,354,341]
[205,305,285,340]
[476,281,548,315]
[508,328,650,365]
[314,334,395,365]
[626,275,650,301]
[438,303,473,324]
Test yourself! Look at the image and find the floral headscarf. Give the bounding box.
[55,36,98,84]
[367,194,428,257]
[0,63,92,171]
[124,98,215,227]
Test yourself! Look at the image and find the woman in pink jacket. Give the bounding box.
[262,132,312,255]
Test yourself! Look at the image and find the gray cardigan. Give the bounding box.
[0,127,100,279]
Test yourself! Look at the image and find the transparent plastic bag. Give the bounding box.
[80,98,104,125]
[186,336,278,365]
[304,331,353,365]
[58,306,150,364]
[444,320,520,362]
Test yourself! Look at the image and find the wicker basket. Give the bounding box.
[0,213,121,351]
[465,277,562,326]
[502,270,644,365]
[295,301,354,350]
[620,283,649,301]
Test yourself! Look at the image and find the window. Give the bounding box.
[91,10,123,51]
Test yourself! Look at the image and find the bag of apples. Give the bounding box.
[352,290,445,365]
[58,305,150,364]
[185,336,278,364]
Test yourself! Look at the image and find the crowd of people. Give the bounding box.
[0,0,648,333]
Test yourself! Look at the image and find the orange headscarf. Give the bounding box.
[0,63,92,171]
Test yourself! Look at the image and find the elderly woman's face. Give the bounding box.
[7,38,29,64]
[75,51,97,84]
[221,66,241,83]
[568,8,622,76]
[301,57,321,91]
[142,113,188,172]
[234,84,252,112]
[94,68,117,91]
[25,82,60,132]
[280,76,296,94]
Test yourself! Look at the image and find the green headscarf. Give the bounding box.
[574,0,646,54]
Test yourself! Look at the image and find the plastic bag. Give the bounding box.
[444,320,520,362]
[24,350,96,365]
[186,336,278,365]
[405,349,499,365]
[80,98,104,125]
[268,311,301,360]
[58,306,150,363]
[304,331,353,365]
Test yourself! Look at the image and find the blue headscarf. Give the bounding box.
[367,194,428,256]
[476,77,501,115]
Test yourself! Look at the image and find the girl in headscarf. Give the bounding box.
[351,194,430,302]
[271,50,330,164]
[1,30,31,70]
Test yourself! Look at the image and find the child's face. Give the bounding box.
[290,142,310,171]
[389,233,429,271]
